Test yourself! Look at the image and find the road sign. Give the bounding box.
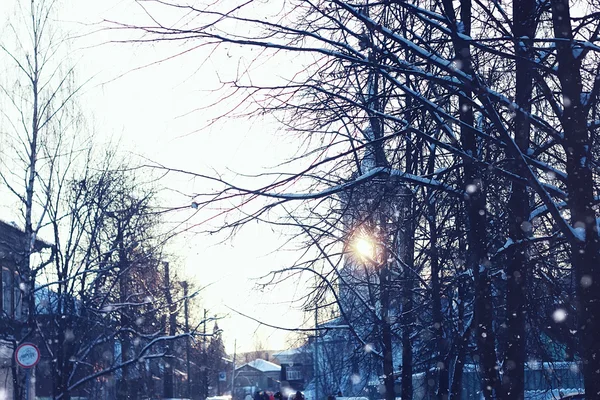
[15,343,41,368]
[219,371,227,381]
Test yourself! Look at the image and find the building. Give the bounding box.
[0,220,51,399]
[273,347,313,394]
[234,358,281,398]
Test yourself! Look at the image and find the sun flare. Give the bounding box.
[353,236,375,260]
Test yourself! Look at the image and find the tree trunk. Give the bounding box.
[502,1,537,398]
[380,266,396,400]
[426,142,449,400]
[53,315,72,400]
[399,165,414,400]
[449,333,467,400]
[16,8,41,398]
[450,238,468,400]
[400,257,413,400]
[550,1,600,396]
[441,0,502,397]
[429,199,448,400]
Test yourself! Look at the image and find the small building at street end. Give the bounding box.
[234,358,281,398]
[273,347,313,395]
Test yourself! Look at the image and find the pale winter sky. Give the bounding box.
[2,0,313,354]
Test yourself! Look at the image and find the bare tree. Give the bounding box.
[0,2,209,398]
[0,0,86,397]
[112,0,600,397]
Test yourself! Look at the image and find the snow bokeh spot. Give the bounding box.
[570,363,580,373]
[553,308,567,323]
[351,373,361,384]
[581,275,593,288]
[364,343,374,353]
[101,305,114,313]
[520,221,533,233]
[573,221,586,241]
[466,184,477,194]
[452,59,463,71]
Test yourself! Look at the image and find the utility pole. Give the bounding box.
[183,281,191,399]
[314,301,319,400]
[117,226,131,400]
[203,308,208,399]
[232,339,237,397]
[163,262,176,398]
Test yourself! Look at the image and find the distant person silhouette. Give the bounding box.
[293,391,305,400]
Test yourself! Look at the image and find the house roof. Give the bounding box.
[273,348,303,357]
[0,219,52,251]
[236,358,281,373]
[273,347,307,364]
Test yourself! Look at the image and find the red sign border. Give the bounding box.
[15,343,41,368]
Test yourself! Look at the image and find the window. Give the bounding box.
[13,272,21,319]
[2,267,13,317]
[286,368,302,381]
[1,267,23,319]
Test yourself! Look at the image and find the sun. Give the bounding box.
[353,235,375,260]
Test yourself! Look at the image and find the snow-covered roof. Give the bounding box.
[0,219,52,251]
[237,358,281,373]
[273,348,302,358]
[273,348,304,364]
[524,388,584,400]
